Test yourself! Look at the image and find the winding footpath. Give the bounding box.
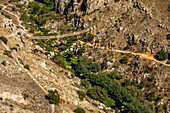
[79,41,170,67]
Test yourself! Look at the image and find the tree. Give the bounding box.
[107,98,115,107]
[89,62,101,73]
[52,55,65,67]
[77,47,85,56]
[77,90,86,101]
[80,79,91,89]
[0,36,8,44]
[87,86,108,104]
[120,56,128,64]
[155,50,168,61]
[101,58,108,70]
[45,90,60,105]
[156,105,163,112]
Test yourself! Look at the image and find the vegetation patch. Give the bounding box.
[45,90,60,105]
[3,50,13,58]
[1,60,7,66]
[24,64,30,70]
[74,107,85,113]
[155,50,168,61]
[77,90,86,101]
[0,36,8,44]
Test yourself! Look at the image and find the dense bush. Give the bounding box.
[107,71,122,80]
[35,0,54,9]
[0,36,8,44]
[80,79,91,89]
[120,56,128,64]
[74,107,85,113]
[89,63,101,73]
[75,58,153,113]
[87,86,108,104]
[5,15,11,19]
[45,90,60,105]
[52,55,65,67]
[24,64,30,70]
[156,105,163,112]
[77,90,86,101]
[77,47,85,56]
[101,58,108,70]
[155,50,168,61]
[1,60,7,66]
[20,12,29,22]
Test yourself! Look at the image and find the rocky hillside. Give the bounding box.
[0,0,169,113]
[0,1,111,113]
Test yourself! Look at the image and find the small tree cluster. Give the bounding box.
[45,90,60,105]
[155,50,168,61]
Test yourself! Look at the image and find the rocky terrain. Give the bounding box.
[0,0,169,113]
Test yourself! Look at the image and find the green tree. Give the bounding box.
[155,50,168,60]
[77,90,86,101]
[107,98,115,107]
[80,79,91,89]
[0,36,8,44]
[87,86,108,104]
[156,105,163,112]
[46,90,60,105]
[89,62,101,73]
[120,56,128,64]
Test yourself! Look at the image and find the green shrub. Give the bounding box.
[80,79,91,89]
[84,34,94,42]
[77,47,85,56]
[29,28,35,33]
[89,63,101,73]
[23,93,29,100]
[120,56,128,64]
[3,50,13,58]
[107,98,115,107]
[52,55,65,68]
[155,50,168,61]
[24,64,30,70]
[12,7,16,11]
[16,4,22,8]
[74,107,85,113]
[20,12,29,22]
[87,86,108,104]
[45,90,60,105]
[156,105,163,112]
[5,15,11,19]
[77,90,86,101]
[115,0,120,2]
[1,60,7,66]
[0,36,8,44]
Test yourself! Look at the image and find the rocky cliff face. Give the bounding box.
[55,0,106,14]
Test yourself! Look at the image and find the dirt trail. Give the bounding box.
[79,41,170,67]
[0,4,30,36]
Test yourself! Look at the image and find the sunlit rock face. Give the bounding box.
[55,0,105,14]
